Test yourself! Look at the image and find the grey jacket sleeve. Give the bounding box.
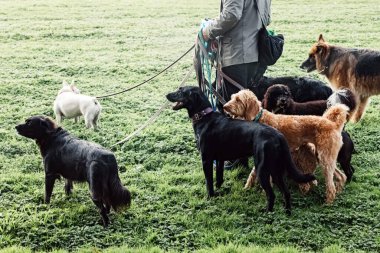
[203,0,244,40]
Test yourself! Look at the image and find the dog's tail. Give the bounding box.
[323,104,349,132]
[280,137,316,183]
[108,173,131,211]
[107,159,131,211]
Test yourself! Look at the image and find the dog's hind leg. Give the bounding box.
[64,179,73,195]
[244,167,257,189]
[273,175,291,215]
[334,168,347,193]
[105,204,111,214]
[337,133,355,182]
[259,174,275,212]
[216,160,224,188]
[88,162,109,227]
[322,164,337,204]
[90,183,109,227]
[92,113,100,130]
[92,197,109,227]
[202,159,215,197]
[84,115,92,129]
[352,95,369,122]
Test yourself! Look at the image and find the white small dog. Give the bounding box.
[53,81,101,129]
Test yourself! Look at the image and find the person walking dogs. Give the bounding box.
[202,0,272,102]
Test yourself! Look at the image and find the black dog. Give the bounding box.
[15,116,131,227]
[251,76,333,102]
[166,86,315,214]
[262,84,357,181]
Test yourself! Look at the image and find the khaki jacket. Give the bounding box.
[204,0,271,67]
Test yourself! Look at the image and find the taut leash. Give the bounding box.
[96,44,195,99]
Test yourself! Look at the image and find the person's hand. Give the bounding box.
[202,28,209,41]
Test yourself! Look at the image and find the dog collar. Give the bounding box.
[253,109,263,122]
[192,107,213,123]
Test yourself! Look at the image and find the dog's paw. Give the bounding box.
[299,183,311,194]
[216,180,224,189]
[260,206,274,214]
[207,192,216,199]
[244,177,255,189]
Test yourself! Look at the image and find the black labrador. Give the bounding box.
[15,116,131,227]
[166,86,315,214]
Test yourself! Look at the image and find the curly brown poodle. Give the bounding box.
[262,84,357,182]
[224,89,350,204]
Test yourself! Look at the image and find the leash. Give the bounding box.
[112,67,194,146]
[197,38,245,104]
[96,44,195,99]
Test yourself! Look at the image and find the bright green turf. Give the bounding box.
[0,0,379,252]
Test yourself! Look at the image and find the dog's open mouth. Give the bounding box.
[224,110,236,119]
[172,101,183,110]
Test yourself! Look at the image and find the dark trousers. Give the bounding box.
[217,62,267,168]
[220,62,267,102]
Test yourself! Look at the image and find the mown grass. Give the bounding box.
[0,0,379,252]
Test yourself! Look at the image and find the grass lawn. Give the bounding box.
[0,0,379,252]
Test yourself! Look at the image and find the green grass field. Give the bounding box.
[0,0,379,252]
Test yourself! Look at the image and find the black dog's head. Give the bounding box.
[166,86,210,117]
[300,34,330,73]
[263,84,293,113]
[16,116,58,141]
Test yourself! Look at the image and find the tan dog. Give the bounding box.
[301,34,380,122]
[224,89,349,204]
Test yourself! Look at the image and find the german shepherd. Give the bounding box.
[300,34,380,122]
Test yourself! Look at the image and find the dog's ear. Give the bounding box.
[40,117,58,133]
[39,118,50,129]
[284,86,292,98]
[318,34,325,43]
[62,80,69,86]
[316,44,326,55]
[71,80,75,85]
[245,93,261,120]
[262,89,271,109]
